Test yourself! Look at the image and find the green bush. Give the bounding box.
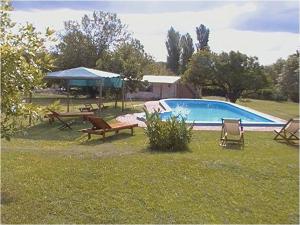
[144,108,193,151]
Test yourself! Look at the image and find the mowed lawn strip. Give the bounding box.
[1,99,299,223]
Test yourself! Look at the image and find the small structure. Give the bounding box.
[45,67,125,112]
[127,75,195,100]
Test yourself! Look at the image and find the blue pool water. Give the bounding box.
[159,99,283,126]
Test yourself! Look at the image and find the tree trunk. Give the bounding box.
[227,92,240,103]
[198,86,203,99]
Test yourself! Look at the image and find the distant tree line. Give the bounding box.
[53,11,173,95]
[165,25,299,103]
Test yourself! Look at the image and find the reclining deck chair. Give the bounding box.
[46,109,94,129]
[79,103,108,112]
[80,116,138,141]
[220,118,244,148]
[274,118,299,144]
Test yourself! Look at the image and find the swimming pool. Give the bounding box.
[159,99,285,126]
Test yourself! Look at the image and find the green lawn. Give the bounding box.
[205,96,299,120]
[1,98,299,224]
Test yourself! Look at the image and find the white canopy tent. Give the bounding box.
[45,67,125,112]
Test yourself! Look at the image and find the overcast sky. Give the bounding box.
[11,0,299,65]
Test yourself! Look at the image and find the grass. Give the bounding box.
[1,97,299,224]
[204,96,299,120]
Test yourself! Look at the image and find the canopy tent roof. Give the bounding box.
[46,67,120,80]
[44,67,125,112]
[142,75,180,84]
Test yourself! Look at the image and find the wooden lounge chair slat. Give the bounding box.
[274,118,299,144]
[81,116,138,141]
[46,108,94,129]
[220,118,244,148]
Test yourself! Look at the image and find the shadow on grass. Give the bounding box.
[12,107,142,142]
[79,132,134,146]
[273,140,299,149]
[1,192,15,205]
[14,119,86,141]
[141,145,192,154]
[221,143,244,151]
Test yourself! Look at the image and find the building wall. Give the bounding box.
[127,82,196,100]
[152,83,177,98]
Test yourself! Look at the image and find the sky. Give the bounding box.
[10,0,300,65]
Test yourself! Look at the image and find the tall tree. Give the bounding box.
[196,24,210,51]
[179,33,194,74]
[278,52,299,102]
[96,39,153,92]
[166,27,181,75]
[214,51,266,103]
[183,51,216,98]
[1,0,54,139]
[55,11,130,70]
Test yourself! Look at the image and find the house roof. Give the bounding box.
[45,67,120,80]
[142,75,181,84]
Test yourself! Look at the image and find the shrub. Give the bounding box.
[144,108,193,151]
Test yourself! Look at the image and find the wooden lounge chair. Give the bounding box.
[220,118,244,148]
[80,116,138,141]
[79,103,108,112]
[274,118,299,144]
[46,109,94,129]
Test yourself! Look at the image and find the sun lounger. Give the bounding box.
[220,118,244,147]
[274,118,299,144]
[46,109,94,129]
[79,103,108,112]
[80,116,138,141]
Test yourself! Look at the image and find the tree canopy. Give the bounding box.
[96,39,153,92]
[166,27,181,75]
[183,51,216,98]
[1,0,55,139]
[214,51,266,103]
[278,52,299,102]
[196,24,210,51]
[179,33,194,74]
[55,11,130,70]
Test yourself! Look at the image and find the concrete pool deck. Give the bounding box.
[116,100,286,132]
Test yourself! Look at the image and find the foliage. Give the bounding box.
[144,108,193,151]
[55,11,130,70]
[278,52,299,102]
[143,61,175,76]
[166,27,181,75]
[96,39,153,92]
[183,51,216,98]
[179,33,194,74]
[214,51,266,103]
[0,0,55,139]
[195,24,210,51]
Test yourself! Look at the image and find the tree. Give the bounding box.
[196,24,210,51]
[183,51,216,98]
[143,62,175,76]
[1,0,54,139]
[55,11,130,70]
[179,33,194,74]
[166,27,181,75]
[214,51,266,103]
[278,52,299,102]
[96,39,153,92]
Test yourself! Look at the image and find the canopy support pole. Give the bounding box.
[67,80,70,112]
[98,80,102,113]
[122,79,125,112]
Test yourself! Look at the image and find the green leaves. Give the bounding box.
[143,108,193,151]
[55,11,130,69]
[1,2,55,139]
[166,27,181,75]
